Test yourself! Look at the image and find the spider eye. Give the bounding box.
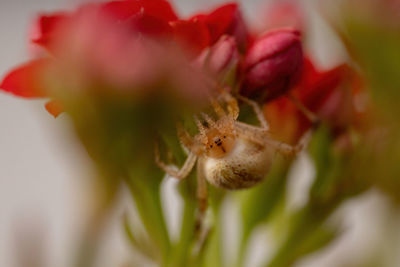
[223,136,226,138]
[210,145,213,148]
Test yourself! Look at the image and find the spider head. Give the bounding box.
[204,123,236,158]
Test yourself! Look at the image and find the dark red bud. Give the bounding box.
[241,28,303,102]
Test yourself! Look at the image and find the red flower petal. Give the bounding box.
[297,58,349,111]
[171,19,211,55]
[197,3,237,43]
[192,3,249,48]
[31,13,69,50]
[290,58,356,135]
[100,0,176,38]
[0,59,49,98]
[127,13,173,37]
[45,99,64,118]
[265,57,358,143]
[101,0,178,22]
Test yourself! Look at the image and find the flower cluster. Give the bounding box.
[0,0,361,148]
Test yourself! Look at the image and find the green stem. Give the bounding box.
[127,176,171,265]
[170,175,197,267]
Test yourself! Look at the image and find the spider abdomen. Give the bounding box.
[200,138,274,190]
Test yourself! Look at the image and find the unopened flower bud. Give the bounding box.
[195,35,239,76]
[241,28,303,102]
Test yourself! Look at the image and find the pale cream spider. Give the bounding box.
[155,90,317,224]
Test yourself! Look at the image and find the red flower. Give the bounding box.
[101,0,178,22]
[297,58,354,131]
[241,28,303,102]
[170,19,211,55]
[31,13,69,50]
[191,3,249,50]
[0,59,49,98]
[2,0,221,117]
[264,57,359,143]
[194,35,239,77]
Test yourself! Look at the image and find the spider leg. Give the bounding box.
[267,94,320,156]
[265,128,314,156]
[286,93,319,123]
[208,96,227,118]
[219,90,239,120]
[208,88,239,120]
[237,95,269,130]
[177,122,194,149]
[234,121,270,148]
[235,120,313,156]
[155,144,197,180]
[200,112,216,129]
[195,160,208,234]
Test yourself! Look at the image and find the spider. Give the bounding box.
[155,90,317,225]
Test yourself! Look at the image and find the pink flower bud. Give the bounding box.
[241,28,303,102]
[195,35,239,76]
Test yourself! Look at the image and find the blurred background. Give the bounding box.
[1,0,400,267]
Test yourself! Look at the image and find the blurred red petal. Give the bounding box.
[0,59,49,98]
[292,58,356,134]
[171,19,211,54]
[203,3,238,43]
[297,59,349,110]
[128,13,173,37]
[31,13,69,50]
[45,100,64,117]
[191,3,249,47]
[101,0,178,22]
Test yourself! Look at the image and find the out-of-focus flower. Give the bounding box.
[170,19,210,56]
[297,59,355,132]
[191,3,250,51]
[1,0,220,117]
[265,57,361,144]
[45,7,211,107]
[194,35,239,78]
[241,28,303,102]
[30,12,69,51]
[0,59,49,98]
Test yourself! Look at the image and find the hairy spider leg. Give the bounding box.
[154,143,198,179]
[218,90,239,119]
[177,122,194,149]
[195,161,208,235]
[208,87,239,120]
[208,96,227,118]
[154,113,216,180]
[286,93,319,123]
[237,95,269,130]
[200,112,217,128]
[155,115,213,239]
[234,95,317,157]
[194,115,207,142]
